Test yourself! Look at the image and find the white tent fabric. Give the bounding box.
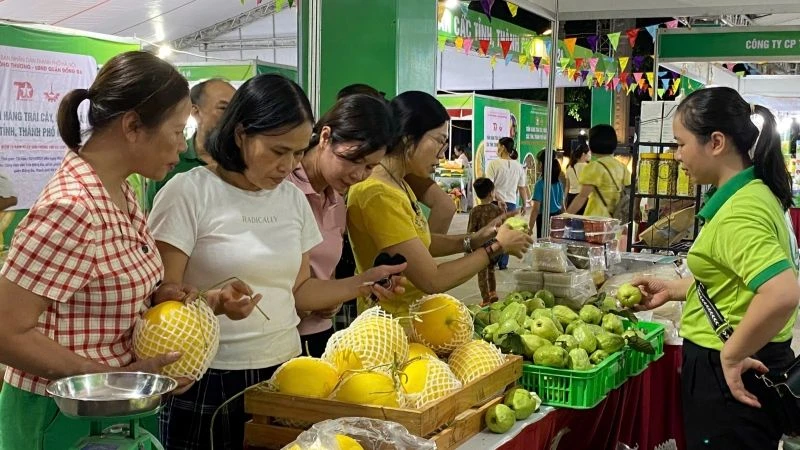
[515,0,800,20]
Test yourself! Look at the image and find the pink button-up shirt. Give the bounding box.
[287,165,346,335]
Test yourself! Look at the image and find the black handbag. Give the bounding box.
[696,280,800,435]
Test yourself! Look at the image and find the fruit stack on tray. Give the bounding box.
[472,285,664,409]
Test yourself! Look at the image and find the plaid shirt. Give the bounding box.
[1,151,163,395]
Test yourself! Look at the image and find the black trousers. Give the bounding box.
[682,339,794,450]
[300,327,335,358]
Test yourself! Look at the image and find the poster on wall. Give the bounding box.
[519,102,550,197]
[0,45,97,210]
[483,106,511,161]
[472,96,520,178]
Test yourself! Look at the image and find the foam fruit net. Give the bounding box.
[447,340,506,385]
[403,356,463,409]
[409,294,474,356]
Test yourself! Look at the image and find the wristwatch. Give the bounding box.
[463,235,473,254]
[482,238,503,265]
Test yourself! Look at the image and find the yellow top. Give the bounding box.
[346,177,432,317]
[578,156,631,217]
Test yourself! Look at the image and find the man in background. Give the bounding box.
[144,78,236,211]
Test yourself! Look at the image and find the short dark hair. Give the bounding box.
[499,137,517,159]
[588,124,617,155]
[207,74,314,173]
[537,150,562,185]
[473,177,495,200]
[190,78,231,106]
[308,93,394,162]
[389,91,450,155]
[57,51,189,152]
[337,83,386,100]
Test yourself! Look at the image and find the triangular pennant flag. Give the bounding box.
[645,25,658,40]
[658,70,668,78]
[507,2,519,17]
[559,57,571,69]
[646,72,655,86]
[519,54,528,65]
[575,58,584,69]
[673,78,682,93]
[628,82,637,94]
[438,35,447,52]
[580,70,589,81]
[595,71,605,84]
[533,56,542,68]
[619,56,629,73]
[505,53,513,65]
[543,64,551,75]
[724,63,735,71]
[275,0,285,11]
[437,4,446,23]
[587,35,599,52]
[568,68,577,80]
[666,19,679,29]
[608,32,621,51]
[633,72,643,84]
[605,81,612,91]
[500,40,512,58]
[287,0,294,6]
[735,71,746,78]
[649,88,655,98]
[626,28,640,47]
[564,37,577,55]
[633,55,645,70]
[661,78,670,90]
[658,88,666,98]
[455,36,464,50]
[586,75,595,87]
[463,38,473,55]
[529,62,536,72]
[589,58,599,72]
[638,78,647,89]
[490,55,497,68]
[616,82,623,93]
[612,77,620,89]
[480,0,495,21]
[479,39,490,55]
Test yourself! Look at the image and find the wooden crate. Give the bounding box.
[245,396,504,450]
[244,355,522,447]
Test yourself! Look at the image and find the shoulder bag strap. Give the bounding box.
[695,280,735,342]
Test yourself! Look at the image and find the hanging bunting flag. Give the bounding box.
[595,71,605,84]
[500,40,512,58]
[605,82,612,91]
[649,88,655,97]
[568,68,577,80]
[645,25,658,40]
[589,58,599,72]
[479,39,490,55]
[612,77,620,89]
[632,55,645,70]
[658,70,668,78]
[661,78,670,90]
[543,64,551,75]
[626,28,640,47]
[633,72,643,84]
[616,82,623,93]
[438,35,447,52]
[505,53,513,65]
[287,0,294,6]
[575,58,584,69]
[638,78,647,89]
[463,38,473,55]
[559,57,571,69]
[275,0,286,11]
[545,39,552,55]
[580,69,589,81]
[628,83,637,94]
[657,88,666,98]
[519,54,528,65]
[564,37,577,56]
[619,56,629,73]
[673,78,682,93]
[586,75,595,87]
[666,19,679,29]
[455,36,464,50]
[587,35,600,52]
[533,56,542,68]
[724,63,735,71]
[507,2,519,17]
[490,55,497,68]
[529,62,536,72]
[481,0,495,21]
[608,32,621,51]
[646,72,655,86]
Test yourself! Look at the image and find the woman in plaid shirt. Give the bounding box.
[0,52,262,450]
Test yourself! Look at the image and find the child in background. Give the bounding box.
[529,151,566,238]
[469,178,504,305]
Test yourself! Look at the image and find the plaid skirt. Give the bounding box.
[159,366,277,450]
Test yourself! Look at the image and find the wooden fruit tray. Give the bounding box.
[243,355,522,448]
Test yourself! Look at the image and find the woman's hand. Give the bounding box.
[357,263,408,302]
[630,277,674,310]
[473,210,526,247]
[495,225,534,258]
[124,352,194,394]
[719,350,769,408]
[152,282,198,305]
[210,279,264,320]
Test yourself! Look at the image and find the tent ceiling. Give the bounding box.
[515,0,800,20]
[0,0,259,43]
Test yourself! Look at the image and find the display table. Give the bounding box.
[460,345,685,450]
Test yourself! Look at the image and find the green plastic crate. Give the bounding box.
[519,349,625,409]
[624,321,665,377]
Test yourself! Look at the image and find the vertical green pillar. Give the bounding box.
[590,88,614,127]
[299,0,436,114]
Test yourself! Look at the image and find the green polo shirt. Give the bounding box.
[144,137,207,211]
[681,167,799,350]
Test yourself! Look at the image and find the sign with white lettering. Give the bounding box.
[658,27,800,62]
[0,45,96,208]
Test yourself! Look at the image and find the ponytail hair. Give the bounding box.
[57,89,91,152]
[676,87,792,210]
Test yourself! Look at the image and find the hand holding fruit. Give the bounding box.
[152,282,199,306]
[616,283,643,309]
[124,352,195,394]
[207,279,264,320]
[495,224,534,258]
[358,263,408,301]
[629,277,673,310]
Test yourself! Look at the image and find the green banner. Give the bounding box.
[256,62,298,82]
[659,27,800,62]
[178,63,254,81]
[472,95,521,179]
[519,102,549,198]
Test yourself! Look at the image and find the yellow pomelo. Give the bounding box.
[335,434,364,450]
[134,300,219,380]
[327,348,363,376]
[410,294,473,356]
[406,343,437,361]
[272,357,339,398]
[401,358,430,395]
[401,356,462,408]
[448,340,505,385]
[323,308,408,372]
[333,372,400,407]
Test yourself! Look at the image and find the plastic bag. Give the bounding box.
[530,242,574,273]
[282,417,436,450]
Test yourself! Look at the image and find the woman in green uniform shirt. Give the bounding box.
[634,87,800,450]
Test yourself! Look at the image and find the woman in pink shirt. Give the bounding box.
[287,94,394,356]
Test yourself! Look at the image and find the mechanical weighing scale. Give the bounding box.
[46,372,178,450]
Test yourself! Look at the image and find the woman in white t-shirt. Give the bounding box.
[485,137,529,269]
[566,143,590,215]
[149,74,405,450]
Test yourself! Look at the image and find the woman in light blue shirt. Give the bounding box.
[529,150,565,238]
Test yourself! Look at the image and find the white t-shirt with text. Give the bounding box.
[149,168,323,370]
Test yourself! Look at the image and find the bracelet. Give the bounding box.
[463,235,473,253]
[482,238,502,265]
